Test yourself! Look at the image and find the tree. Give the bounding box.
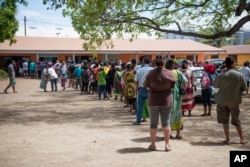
[0,0,27,44]
[51,0,250,50]
[245,39,250,44]
[2,0,250,49]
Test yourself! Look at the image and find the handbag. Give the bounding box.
[177,71,186,95]
[179,85,186,95]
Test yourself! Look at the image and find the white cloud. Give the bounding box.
[16,5,79,38]
[20,9,43,18]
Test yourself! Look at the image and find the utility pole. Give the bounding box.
[24,16,27,36]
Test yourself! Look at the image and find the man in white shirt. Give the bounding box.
[239,61,250,95]
[133,57,153,125]
[48,62,59,92]
[22,60,28,78]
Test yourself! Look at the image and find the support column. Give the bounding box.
[36,53,39,62]
[135,52,138,63]
[72,53,75,62]
[105,53,108,61]
[193,53,196,62]
[168,52,171,58]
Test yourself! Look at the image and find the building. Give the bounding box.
[164,29,250,45]
[0,36,226,70]
[220,45,250,66]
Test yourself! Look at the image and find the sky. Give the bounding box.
[15,0,250,39]
[15,0,153,39]
[15,0,79,38]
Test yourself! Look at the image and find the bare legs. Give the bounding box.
[149,127,171,151]
[201,105,212,116]
[222,124,248,145]
[4,84,17,93]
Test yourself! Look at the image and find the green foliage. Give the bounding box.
[58,0,250,50]
[0,70,8,80]
[1,0,250,50]
[0,0,27,44]
[245,39,250,44]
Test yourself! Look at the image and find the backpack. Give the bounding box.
[125,83,136,98]
[201,72,210,89]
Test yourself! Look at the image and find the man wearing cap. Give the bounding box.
[133,57,153,125]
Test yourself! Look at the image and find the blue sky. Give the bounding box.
[15,0,79,37]
[15,0,250,38]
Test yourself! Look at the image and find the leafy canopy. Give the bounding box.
[1,0,250,49]
[0,0,27,44]
[45,0,250,50]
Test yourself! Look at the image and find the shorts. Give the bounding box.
[19,68,23,73]
[148,105,172,128]
[216,104,241,126]
[247,81,249,88]
[128,98,136,105]
[9,78,16,86]
[69,73,75,79]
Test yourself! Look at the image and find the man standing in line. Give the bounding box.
[4,59,18,93]
[239,61,250,96]
[22,60,28,78]
[133,57,153,125]
[213,56,248,145]
[29,60,35,79]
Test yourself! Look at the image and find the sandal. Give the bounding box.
[200,113,206,116]
[165,144,171,152]
[176,134,182,139]
[148,145,156,151]
[240,139,248,145]
[131,111,136,115]
[222,140,230,145]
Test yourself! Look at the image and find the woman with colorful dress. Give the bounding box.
[181,60,197,116]
[113,66,123,101]
[124,63,136,114]
[166,61,188,139]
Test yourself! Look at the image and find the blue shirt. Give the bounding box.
[134,64,154,88]
[29,62,35,71]
[75,67,82,78]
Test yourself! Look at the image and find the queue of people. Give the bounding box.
[3,56,249,152]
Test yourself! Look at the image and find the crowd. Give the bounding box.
[3,56,249,151]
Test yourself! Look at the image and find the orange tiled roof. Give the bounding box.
[0,36,226,54]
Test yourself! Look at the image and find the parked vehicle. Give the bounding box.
[205,59,225,74]
[205,59,224,66]
[188,66,218,101]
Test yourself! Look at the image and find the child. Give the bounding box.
[61,73,67,90]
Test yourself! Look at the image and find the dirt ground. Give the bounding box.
[0,78,249,167]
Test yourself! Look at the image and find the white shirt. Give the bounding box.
[239,66,250,82]
[22,62,28,70]
[48,67,58,79]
